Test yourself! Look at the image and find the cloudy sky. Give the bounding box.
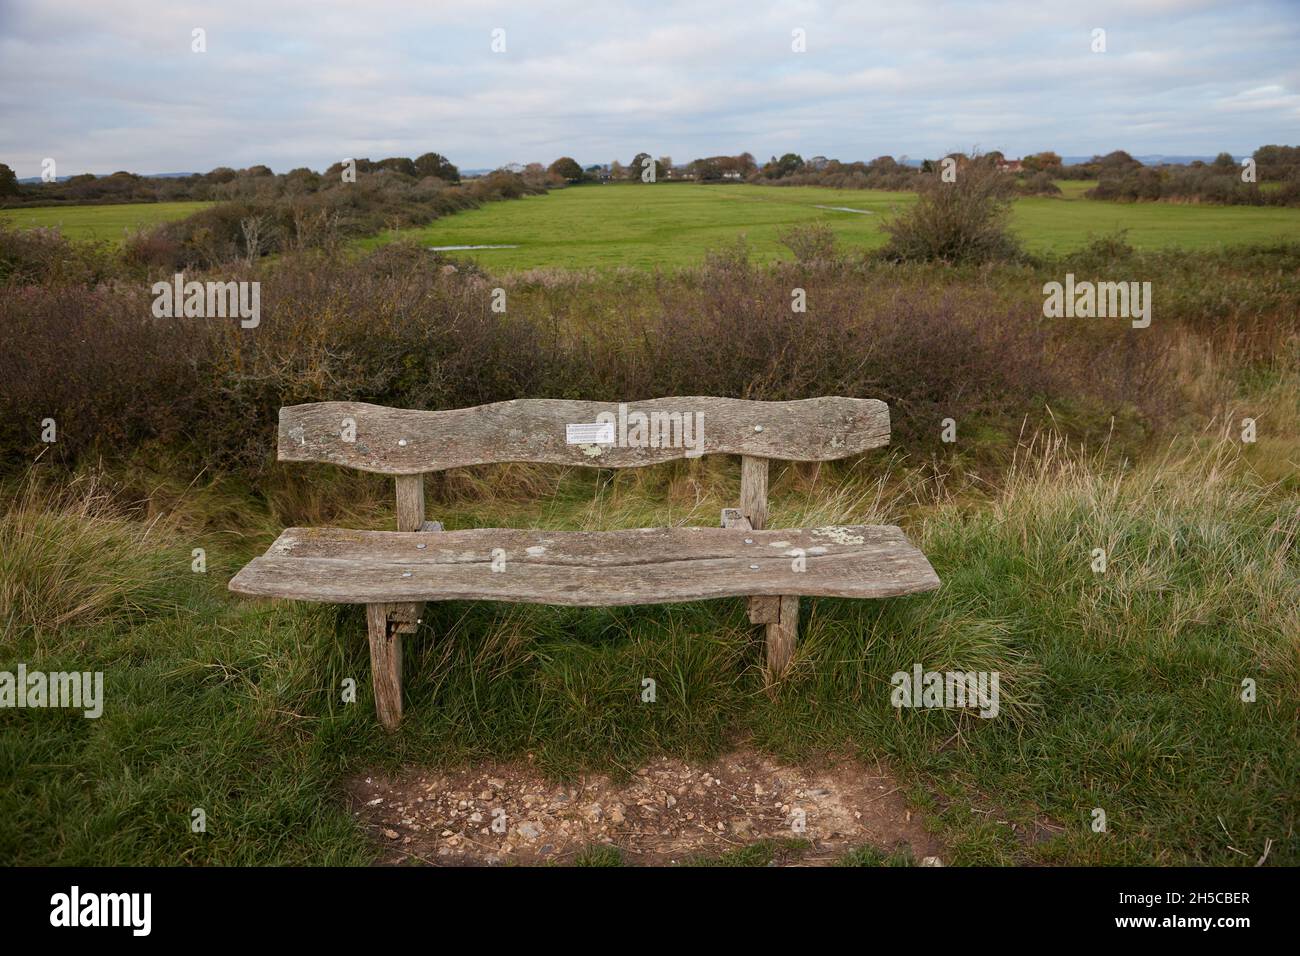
[1,0,1297,177]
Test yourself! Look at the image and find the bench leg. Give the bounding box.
[765,596,799,681]
[365,603,403,730]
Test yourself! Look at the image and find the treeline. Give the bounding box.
[747,145,1300,206]
[0,156,545,275]
[1081,148,1300,206]
[753,152,1061,196]
[0,152,463,206]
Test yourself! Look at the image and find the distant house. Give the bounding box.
[997,159,1024,173]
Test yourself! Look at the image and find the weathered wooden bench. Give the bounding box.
[229,397,940,729]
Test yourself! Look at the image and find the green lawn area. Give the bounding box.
[369,182,1300,271]
[0,201,209,242]
[1051,179,1096,198]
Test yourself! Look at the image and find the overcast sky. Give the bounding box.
[1,0,1297,177]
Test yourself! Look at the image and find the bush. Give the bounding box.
[1085,163,1299,207]
[0,241,1185,476]
[122,170,542,270]
[879,156,1022,263]
[1017,172,1062,197]
[0,224,117,285]
[776,222,839,264]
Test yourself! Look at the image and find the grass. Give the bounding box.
[2,428,1295,866]
[1,179,1297,868]
[0,475,178,638]
[5,185,1297,268]
[0,201,210,242]
[1052,179,1096,199]
[364,182,1300,270]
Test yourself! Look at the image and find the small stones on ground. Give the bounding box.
[516,822,542,841]
[349,750,949,867]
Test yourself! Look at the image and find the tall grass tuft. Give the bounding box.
[0,472,178,641]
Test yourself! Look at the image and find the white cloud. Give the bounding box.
[0,0,1296,176]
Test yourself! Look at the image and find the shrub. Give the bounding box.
[776,222,839,264]
[0,241,1219,478]
[0,224,116,285]
[879,156,1022,263]
[1017,172,1062,197]
[1067,229,1136,271]
[0,279,202,466]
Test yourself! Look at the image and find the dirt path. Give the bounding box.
[347,748,947,866]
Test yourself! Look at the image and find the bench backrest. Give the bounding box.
[278,397,889,473]
[279,397,889,534]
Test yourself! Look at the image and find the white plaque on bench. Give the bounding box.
[565,422,615,445]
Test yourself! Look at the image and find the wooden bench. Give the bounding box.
[229,397,940,729]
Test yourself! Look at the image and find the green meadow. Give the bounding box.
[368,182,1300,270]
[0,200,210,242]
[6,186,1298,269]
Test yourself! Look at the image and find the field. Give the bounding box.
[0,201,209,242]
[369,182,1300,270]
[6,186,1299,269]
[2,176,1298,869]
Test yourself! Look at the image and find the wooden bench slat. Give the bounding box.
[228,524,939,606]
[277,397,889,474]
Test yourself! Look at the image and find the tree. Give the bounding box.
[1253,145,1300,181]
[1022,151,1062,173]
[1211,151,1237,173]
[690,158,722,181]
[375,157,417,177]
[521,162,549,188]
[0,162,17,197]
[627,152,663,181]
[548,157,583,182]
[1096,150,1142,177]
[761,153,804,178]
[777,153,804,176]
[414,152,459,182]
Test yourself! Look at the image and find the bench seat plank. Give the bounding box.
[229,525,940,606]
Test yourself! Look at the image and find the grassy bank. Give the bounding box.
[1,432,1295,865]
